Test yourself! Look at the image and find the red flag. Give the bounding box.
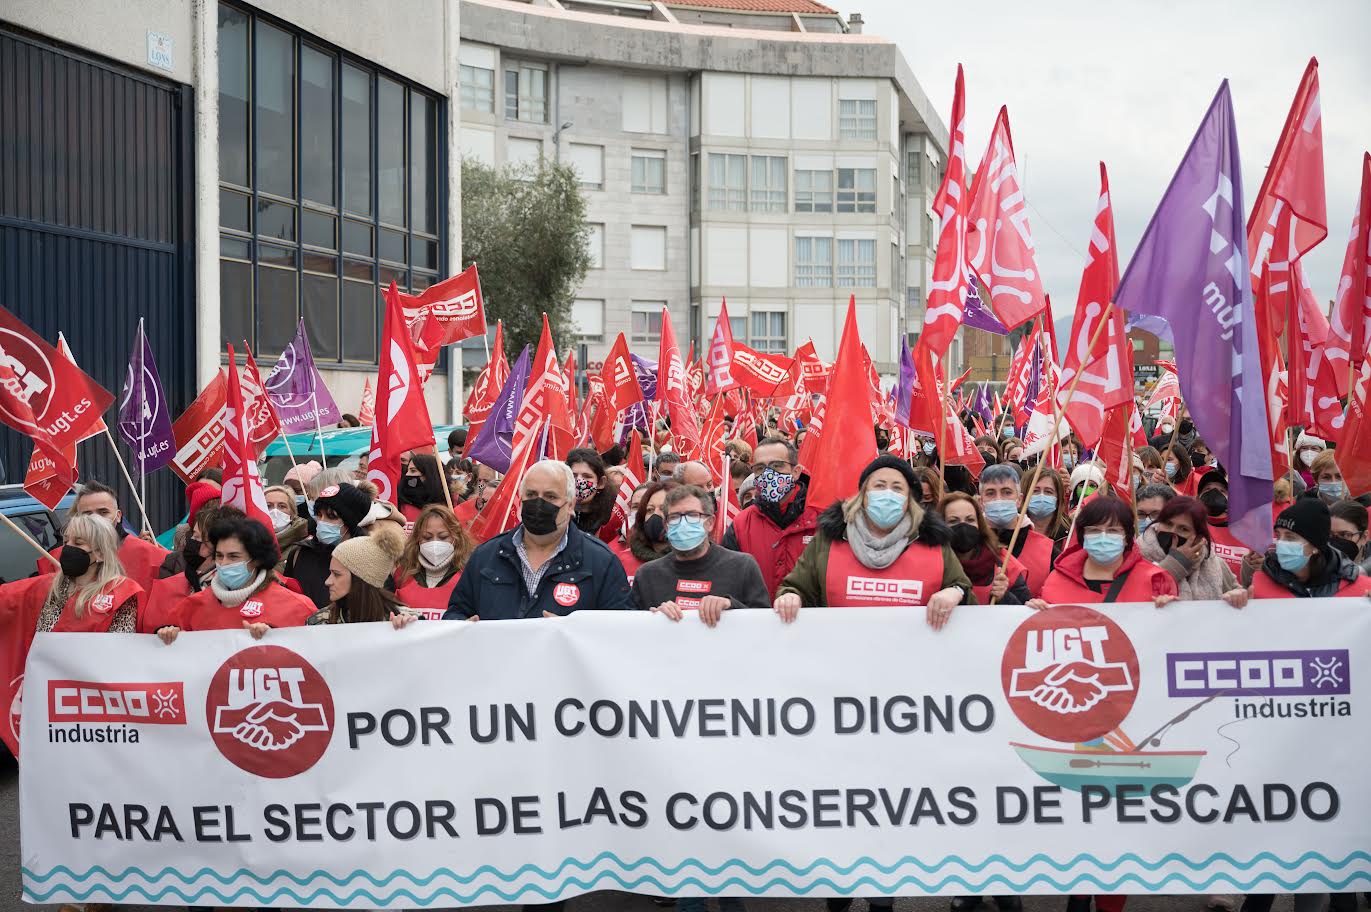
[655,309,702,457]
[25,335,106,508]
[563,349,581,435]
[170,371,227,483]
[461,321,508,453]
[729,344,796,399]
[705,299,739,395]
[467,421,537,543]
[584,376,617,453]
[1247,58,1327,329]
[803,297,877,510]
[0,306,113,451]
[221,344,273,531]
[920,64,971,357]
[1096,402,1136,502]
[965,107,1049,330]
[602,332,644,416]
[603,429,645,541]
[1339,356,1371,496]
[1002,322,1040,427]
[358,377,375,426]
[793,340,830,398]
[1,347,74,510]
[948,366,973,396]
[55,334,108,439]
[366,282,436,504]
[398,264,487,380]
[240,348,282,458]
[685,342,705,407]
[1325,152,1371,398]
[697,395,731,487]
[1284,261,1323,428]
[1058,164,1132,447]
[1254,263,1292,479]
[907,340,942,436]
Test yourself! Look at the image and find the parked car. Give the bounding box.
[258,425,465,487]
[0,485,79,584]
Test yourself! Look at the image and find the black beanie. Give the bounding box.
[1197,466,1228,493]
[1275,498,1331,551]
[857,454,921,495]
[314,482,372,536]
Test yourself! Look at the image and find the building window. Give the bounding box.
[925,212,936,247]
[707,153,747,211]
[631,303,665,343]
[750,156,787,213]
[838,98,877,140]
[504,61,547,123]
[632,148,666,194]
[794,236,833,287]
[216,1,442,364]
[459,63,494,113]
[837,168,877,213]
[586,223,604,269]
[630,225,667,270]
[690,152,700,211]
[568,143,603,190]
[837,238,876,287]
[751,312,787,353]
[572,298,605,341]
[794,170,833,213]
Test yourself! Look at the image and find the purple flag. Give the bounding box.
[623,354,658,433]
[1113,81,1272,551]
[894,337,916,427]
[963,275,1009,334]
[264,320,341,433]
[465,344,531,473]
[971,383,994,425]
[117,319,176,476]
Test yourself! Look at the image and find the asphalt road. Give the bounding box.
[0,753,1334,912]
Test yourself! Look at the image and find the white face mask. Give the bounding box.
[267,508,291,532]
[419,539,455,569]
[1299,450,1318,468]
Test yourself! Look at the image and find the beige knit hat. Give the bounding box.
[332,535,399,589]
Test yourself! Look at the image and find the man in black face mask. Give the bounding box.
[443,460,630,620]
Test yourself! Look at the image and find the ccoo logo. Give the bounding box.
[206,645,334,779]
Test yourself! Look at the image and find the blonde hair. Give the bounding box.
[1309,450,1341,483]
[52,514,127,619]
[263,485,299,519]
[397,505,476,584]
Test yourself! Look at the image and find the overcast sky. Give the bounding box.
[858,0,1371,319]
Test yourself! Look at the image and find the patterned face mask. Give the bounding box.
[755,468,795,504]
[574,477,597,503]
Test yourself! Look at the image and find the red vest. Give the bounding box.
[141,574,191,634]
[1041,545,1178,604]
[174,580,316,631]
[824,539,946,607]
[1251,569,1371,599]
[394,571,460,620]
[731,504,820,596]
[52,577,143,633]
[1174,473,1200,498]
[1205,523,1249,578]
[40,534,168,598]
[1014,531,1055,598]
[453,498,478,529]
[970,552,1029,604]
[609,538,645,587]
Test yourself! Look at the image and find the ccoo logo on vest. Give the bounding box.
[1000,606,1139,744]
[206,645,334,779]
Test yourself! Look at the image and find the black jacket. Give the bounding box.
[1259,547,1365,598]
[443,521,631,620]
[284,537,336,610]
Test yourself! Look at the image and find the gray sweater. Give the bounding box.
[632,543,771,613]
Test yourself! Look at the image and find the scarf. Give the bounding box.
[210,569,269,608]
[1136,526,1231,599]
[846,512,915,570]
[957,544,999,586]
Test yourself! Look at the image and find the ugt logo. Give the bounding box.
[1001,606,1139,743]
[206,645,334,779]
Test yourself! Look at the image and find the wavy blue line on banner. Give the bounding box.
[23,850,1371,887]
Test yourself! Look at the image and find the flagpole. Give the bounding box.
[0,509,61,569]
[433,442,455,510]
[102,427,152,525]
[135,318,150,534]
[313,398,328,473]
[995,304,1115,603]
[278,430,313,508]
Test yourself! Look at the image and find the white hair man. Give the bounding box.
[442,460,630,620]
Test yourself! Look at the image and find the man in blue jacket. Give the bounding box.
[443,459,631,620]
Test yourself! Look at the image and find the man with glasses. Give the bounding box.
[633,485,770,625]
[721,440,819,597]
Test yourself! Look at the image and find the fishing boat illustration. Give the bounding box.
[1010,694,1219,792]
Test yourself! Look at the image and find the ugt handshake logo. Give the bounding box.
[207,646,335,779]
[1008,625,1134,714]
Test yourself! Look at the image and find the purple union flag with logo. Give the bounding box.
[264,320,341,433]
[117,319,175,475]
[1112,81,1273,552]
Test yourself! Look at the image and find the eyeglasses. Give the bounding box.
[666,511,713,526]
[751,460,793,474]
[1332,530,1363,543]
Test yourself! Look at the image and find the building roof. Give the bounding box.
[664,0,838,13]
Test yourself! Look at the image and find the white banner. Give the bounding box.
[19,600,1371,908]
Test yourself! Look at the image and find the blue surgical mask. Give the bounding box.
[216,560,253,590]
[1026,494,1058,519]
[984,499,1020,528]
[1138,517,1154,534]
[1275,540,1310,572]
[1083,532,1126,564]
[1001,425,1015,438]
[1318,482,1346,501]
[864,490,908,528]
[922,441,936,455]
[1063,454,1077,470]
[666,516,708,552]
[315,520,343,545]
[1165,461,1178,479]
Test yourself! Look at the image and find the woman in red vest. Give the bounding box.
[156,516,315,643]
[1040,497,1178,607]
[939,493,1032,605]
[397,453,449,523]
[1252,499,1371,599]
[140,502,242,633]
[612,479,677,586]
[393,505,474,620]
[774,455,971,629]
[1161,443,1200,497]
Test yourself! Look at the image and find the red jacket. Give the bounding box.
[726,502,820,597]
[1041,543,1178,604]
[173,580,316,631]
[40,533,167,599]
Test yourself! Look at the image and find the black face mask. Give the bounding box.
[949,523,982,554]
[404,476,423,490]
[1155,531,1188,553]
[1330,538,1360,562]
[181,537,202,563]
[642,514,666,544]
[59,545,92,579]
[520,497,562,536]
[1179,419,1195,436]
[1199,489,1228,517]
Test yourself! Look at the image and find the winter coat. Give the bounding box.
[1041,543,1178,604]
[1136,525,1238,600]
[723,477,821,597]
[1253,548,1371,599]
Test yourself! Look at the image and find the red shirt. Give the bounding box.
[1041,544,1178,604]
[173,580,315,631]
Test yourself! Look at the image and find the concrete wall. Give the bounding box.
[4,0,194,83]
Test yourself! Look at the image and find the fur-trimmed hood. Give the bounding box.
[816,500,952,547]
